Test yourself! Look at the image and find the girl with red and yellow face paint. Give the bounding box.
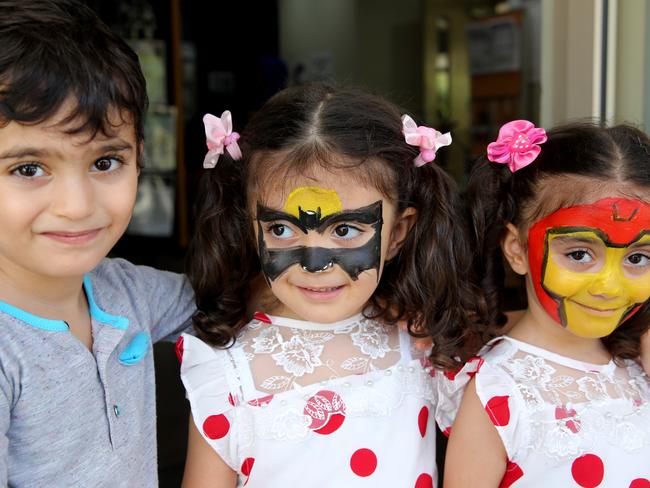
[444,122,650,488]
[528,198,650,338]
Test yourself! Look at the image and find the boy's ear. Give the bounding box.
[501,222,528,275]
[386,207,417,260]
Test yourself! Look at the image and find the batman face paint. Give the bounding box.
[253,174,404,323]
[528,198,650,338]
[256,186,383,282]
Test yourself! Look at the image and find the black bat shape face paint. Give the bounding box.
[257,201,383,281]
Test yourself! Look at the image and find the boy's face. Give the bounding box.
[0,105,138,283]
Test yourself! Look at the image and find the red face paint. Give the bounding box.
[527,198,650,336]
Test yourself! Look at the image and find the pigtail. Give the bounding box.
[465,157,518,333]
[372,163,480,369]
[186,155,259,346]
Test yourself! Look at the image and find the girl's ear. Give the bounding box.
[386,207,417,260]
[501,222,528,275]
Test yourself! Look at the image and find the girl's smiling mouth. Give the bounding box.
[296,284,346,301]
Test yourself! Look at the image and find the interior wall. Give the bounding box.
[614,0,647,126]
[278,0,423,114]
[540,0,602,127]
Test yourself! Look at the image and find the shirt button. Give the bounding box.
[113,404,120,417]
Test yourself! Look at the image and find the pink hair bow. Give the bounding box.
[202,111,242,168]
[401,114,452,167]
[487,120,547,172]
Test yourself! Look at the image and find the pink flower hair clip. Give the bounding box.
[401,114,452,167]
[487,120,547,172]
[202,110,242,168]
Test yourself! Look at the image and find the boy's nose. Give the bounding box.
[50,175,96,220]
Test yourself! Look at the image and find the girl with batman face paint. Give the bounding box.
[178,84,478,487]
[444,122,650,487]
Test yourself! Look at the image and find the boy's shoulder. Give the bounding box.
[90,257,185,291]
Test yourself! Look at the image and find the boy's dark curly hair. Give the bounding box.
[0,0,148,162]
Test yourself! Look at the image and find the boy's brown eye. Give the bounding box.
[18,164,39,177]
[95,158,113,171]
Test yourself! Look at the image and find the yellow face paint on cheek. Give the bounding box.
[542,232,650,338]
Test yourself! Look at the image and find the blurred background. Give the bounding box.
[82,0,650,484]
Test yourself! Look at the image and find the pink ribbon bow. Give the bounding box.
[202,111,242,168]
[487,120,547,172]
[401,114,452,167]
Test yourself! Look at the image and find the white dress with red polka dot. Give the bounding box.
[444,336,650,487]
[178,312,441,487]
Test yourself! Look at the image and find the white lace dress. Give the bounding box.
[444,336,650,487]
[178,312,445,488]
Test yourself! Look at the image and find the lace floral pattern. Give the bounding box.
[240,314,401,393]
[486,338,650,461]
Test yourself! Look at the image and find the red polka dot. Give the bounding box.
[304,390,346,435]
[418,406,429,437]
[630,479,650,488]
[241,457,255,476]
[555,405,580,433]
[253,312,272,324]
[415,473,433,488]
[350,448,377,477]
[571,454,604,488]
[202,414,230,440]
[485,396,511,426]
[175,336,184,364]
[499,461,524,488]
[444,368,460,381]
[315,413,345,435]
[442,426,451,437]
[248,394,274,407]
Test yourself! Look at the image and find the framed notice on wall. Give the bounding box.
[467,15,521,75]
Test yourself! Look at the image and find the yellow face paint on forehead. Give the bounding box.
[283,186,343,219]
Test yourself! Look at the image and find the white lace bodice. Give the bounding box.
[178,313,443,488]
[240,312,407,393]
[445,336,650,486]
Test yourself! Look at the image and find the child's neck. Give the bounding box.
[0,261,92,349]
[508,305,612,365]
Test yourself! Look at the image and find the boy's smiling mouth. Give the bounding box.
[40,228,104,244]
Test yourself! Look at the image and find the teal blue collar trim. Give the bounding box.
[0,276,129,331]
[0,301,68,331]
[83,275,129,330]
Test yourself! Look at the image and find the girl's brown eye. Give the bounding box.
[271,224,285,237]
[335,225,350,237]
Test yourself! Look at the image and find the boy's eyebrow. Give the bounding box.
[0,147,49,160]
[94,141,135,153]
[0,140,134,161]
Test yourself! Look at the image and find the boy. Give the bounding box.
[0,1,195,485]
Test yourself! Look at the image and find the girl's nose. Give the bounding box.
[300,247,334,274]
[586,260,624,298]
